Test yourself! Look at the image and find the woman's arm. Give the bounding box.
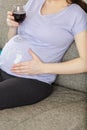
[8,27,18,40]
[44,30,87,74]
[7,11,19,40]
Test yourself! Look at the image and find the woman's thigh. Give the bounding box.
[0,69,16,81]
[0,77,53,109]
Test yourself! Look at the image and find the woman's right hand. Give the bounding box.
[7,11,19,27]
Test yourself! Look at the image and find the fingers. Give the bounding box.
[7,18,19,27]
[8,15,14,21]
[7,11,19,27]
[11,63,29,75]
[11,62,28,71]
[7,11,13,15]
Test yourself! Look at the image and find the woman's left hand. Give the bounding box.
[11,49,46,75]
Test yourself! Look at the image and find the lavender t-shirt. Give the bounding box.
[0,0,87,84]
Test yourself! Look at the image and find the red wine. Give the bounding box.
[13,12,26,23]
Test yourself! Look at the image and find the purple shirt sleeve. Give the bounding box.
[72,6,87,36]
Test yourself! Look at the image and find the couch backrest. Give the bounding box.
[0,0,87,93]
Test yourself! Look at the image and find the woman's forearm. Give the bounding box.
[8,27,18,40]
[44,57,87,74]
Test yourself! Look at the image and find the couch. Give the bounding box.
[0,0,87,130]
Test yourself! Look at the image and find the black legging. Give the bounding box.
[0,69,53,109]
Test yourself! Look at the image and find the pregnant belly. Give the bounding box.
[0,35,32,70]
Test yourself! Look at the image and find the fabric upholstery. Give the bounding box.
[0,86,86,130]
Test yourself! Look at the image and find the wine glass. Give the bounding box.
[12,5,26,23]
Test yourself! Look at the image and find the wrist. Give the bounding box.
[8,27,18,40]
[42,63,58,74]
[42,63,52,74]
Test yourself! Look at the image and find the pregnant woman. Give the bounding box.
[0,0,87,109]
